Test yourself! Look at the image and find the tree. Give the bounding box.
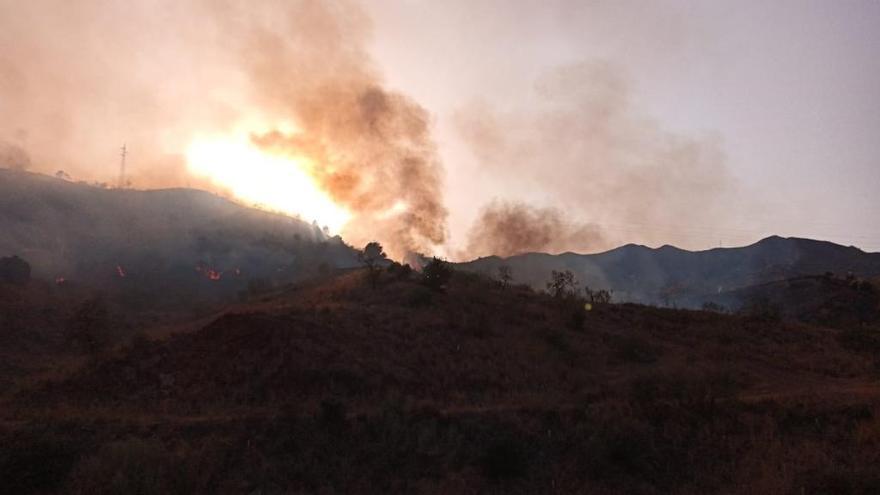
[584,286,613,304]
[497,264,513,289]
[422,257,453,291]
[546,270,578,299]
[359,241,386,288]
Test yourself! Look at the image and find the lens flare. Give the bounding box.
[185,133,351,233]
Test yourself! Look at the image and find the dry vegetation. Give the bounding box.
[1,266,879,493]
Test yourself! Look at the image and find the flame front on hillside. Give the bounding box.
[185,131,351,234]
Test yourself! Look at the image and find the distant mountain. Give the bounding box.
[0,169,359,308]
[459,236,880,307]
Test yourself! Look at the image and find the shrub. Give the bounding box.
[359,241,386,288]
[585,286,613,304]
[546,270,578,299]
[421,257,452,292]
[0,255,31,286]
[701,301,726,313]
[497,264,513,289]
[386,261,413,280]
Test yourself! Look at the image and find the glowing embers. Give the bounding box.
[194,262,221,281]
[195,262,243,282]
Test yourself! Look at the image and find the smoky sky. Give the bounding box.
[0,0,447,259]
[2,0,879,258]
[456,61,742,258]
[368,0,880,254]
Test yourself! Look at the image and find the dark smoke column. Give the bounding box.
[237,0,448,259]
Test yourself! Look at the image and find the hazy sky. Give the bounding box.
[1,0,878,256]
[367,0,880,252]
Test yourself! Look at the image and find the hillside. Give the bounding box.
[3,267,880,494]
[459,236,880,308]
[710,274,880,326]
[0,169,359,308]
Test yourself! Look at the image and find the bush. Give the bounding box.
[359,241,386,288]
[386,261,413,280]
[585,286,613,304]
[546,270,578,299]
[421,257,452,292]
[701,301,726,313]
[0,255,31,286]
[497,264,513,289]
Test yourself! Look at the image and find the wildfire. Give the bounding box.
[185,131,350,234]
[195,263,223,281]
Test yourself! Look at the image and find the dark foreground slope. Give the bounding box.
[0,169,358,308]
[460,236,880,308]
[3,269,880,494]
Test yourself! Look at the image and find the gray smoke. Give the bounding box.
[466,200,603,258]
[458,61,745,255]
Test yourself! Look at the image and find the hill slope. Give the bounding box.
[4,269,880,494]
[460,236,880,307]
[0,169,359,308]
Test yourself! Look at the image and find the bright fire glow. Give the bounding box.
[185,134,351,233]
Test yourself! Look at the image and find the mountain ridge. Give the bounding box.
[459,235,880,307]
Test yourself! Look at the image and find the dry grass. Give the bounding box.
[2,269,880,493]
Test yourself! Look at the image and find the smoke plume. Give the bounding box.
[0,0,447,258]
[0,141,30,171]
[466,200,603,258]
[239,0,447,256]
[458,61,745,255]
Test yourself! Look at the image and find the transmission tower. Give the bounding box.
[118,144,127,188]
